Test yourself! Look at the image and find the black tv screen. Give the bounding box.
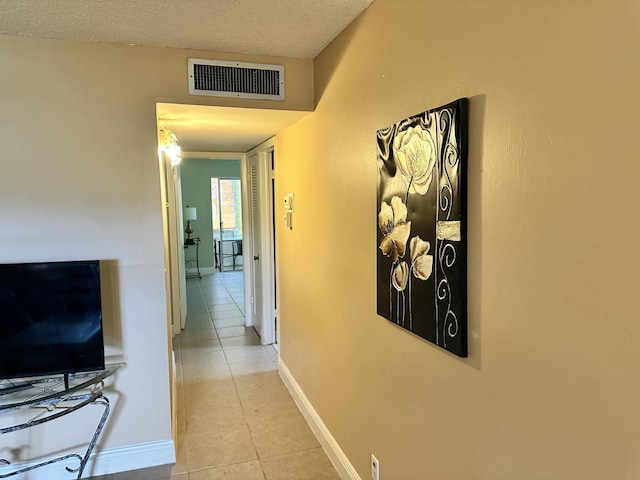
[0,260,105,380]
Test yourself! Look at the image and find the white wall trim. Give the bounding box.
[278,359,361,480]
[0,440,175,479]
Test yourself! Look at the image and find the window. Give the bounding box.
[211,178,242,236]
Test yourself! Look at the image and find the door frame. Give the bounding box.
[158,150,186,336]
[179,151,252,325]
[163,146,276,342]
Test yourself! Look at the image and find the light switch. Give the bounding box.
[283,193,294,230]
[284,193,294,212]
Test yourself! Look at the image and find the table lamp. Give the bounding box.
[184,207,197,241]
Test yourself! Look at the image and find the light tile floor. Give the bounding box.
[90,271,339,480]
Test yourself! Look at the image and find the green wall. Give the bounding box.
[180,158,241,270]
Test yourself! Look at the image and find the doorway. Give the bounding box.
[211,177,243,272]
[156,103,309,346]
[157,104,308,455]
[171,144,276,343]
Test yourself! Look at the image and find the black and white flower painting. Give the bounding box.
[376,98,468,357]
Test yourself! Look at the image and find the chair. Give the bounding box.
[231,240,243,270]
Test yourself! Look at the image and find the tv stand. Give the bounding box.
[0,365,122,479]
[0,383,32,396]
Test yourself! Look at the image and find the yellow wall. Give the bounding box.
[0,33,311,468]
[276,0,640,478]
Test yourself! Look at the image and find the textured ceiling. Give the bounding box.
[0,0,373,152]
[0,0,373,59]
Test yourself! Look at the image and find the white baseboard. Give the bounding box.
[278,359,361,480]
[0,440,175,479]
[88,439,176,476]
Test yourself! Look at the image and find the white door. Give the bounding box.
[246,138,276,344]
[248,152,263,336]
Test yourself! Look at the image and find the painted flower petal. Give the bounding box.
[410,168,435,195]
[392,126,436,196]
[409,236,430,263]
[392,261,409,291]
[379,236,395,260]
[378,201,393,234]
[378,197,411,262]
[390,195,407,223]
[389,221,411,258]
[412,254,434,281]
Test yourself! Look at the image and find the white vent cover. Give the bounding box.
[188,58,284,101]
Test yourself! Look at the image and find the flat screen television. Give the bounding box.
[0,260,105,381]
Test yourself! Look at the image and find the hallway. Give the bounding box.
[93,271,339,479]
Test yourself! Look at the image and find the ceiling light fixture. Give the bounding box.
[158,126,182,166]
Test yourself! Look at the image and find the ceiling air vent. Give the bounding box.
[188,58,284,101]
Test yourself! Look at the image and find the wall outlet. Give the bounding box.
[371,454,380,480]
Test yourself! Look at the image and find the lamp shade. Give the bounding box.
[184,207,197,221]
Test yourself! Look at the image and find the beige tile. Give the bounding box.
[183,378,237,401]
[210,308,244,319]
[181,362,232,382]
[176,403,187,436]
[188,460,265,480]
[265,346,279,365]
[186,425,257,470]
[186,304,209,313]
[180,346,225,365]
[179,335,221,349]
[216,325,253,339]
[220,335,263,350]
[173,429,190,474]
[183,386,241,416]
[169,271,326,479]
[241,393,302,427]
[225,348,276,376]
[185,310,212,321]
[229,359,276,376]
[250,415,320,459]
[209,303,243,313]
[213,316,246,328]
[233,371,289,400]
[185,396,246,434]
[185,322,215,333]
[181,332,217,344]
[223,345,269,362]
[109,464,181,479]
[205,295,235,305]
[180,333,218,346]
[260,448,340,480]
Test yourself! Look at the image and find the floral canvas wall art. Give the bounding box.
[376,98,468,357]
